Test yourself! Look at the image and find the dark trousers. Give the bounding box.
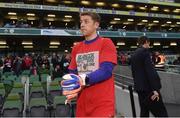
[137,91,168,117]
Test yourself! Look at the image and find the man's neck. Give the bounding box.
[142,44,149,49]
[85,33,97,41]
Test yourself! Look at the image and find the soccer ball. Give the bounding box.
[61,74,81,91]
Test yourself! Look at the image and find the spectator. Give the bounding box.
[173,56,180,65]
[36,54,43,67]
[3,54,13,73]
[4,21,16,28]
[22,53,32,70]
[51,52,59,69]
[13,56,22,76]
[60,53,71,74]
[41,55,50,70]
[52,62,63,79]
[152,51,161,65]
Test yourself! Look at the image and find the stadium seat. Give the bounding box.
[30,82,45,98]
[29,97,48,117]
[53,77,63,82]
[51,80,59,85]
[38,68,50,75]
[3,82,13,96]
[6,93,21,100]
[3,72,14,77]
[21,70,30,76]
[2,100,22,117]
[0,83,5,108]
[1,75,6,81]
[2,93,23,117]
[7,75,17,81]
[16,75,28,83]
[29,75,39,83]
[40,74,49,82]
[49,81,60,92]
[52,96,71,117]
[40,74,51,94]
[2,75,16,94]
[47,81,61,103]
[0,69,3,81]
[71,99,77,117]
[0,83,5,96]
[49,85,61,94]
[2,75,16,85]
[10,82,24,100]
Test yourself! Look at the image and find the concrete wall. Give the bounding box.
[114,65,180,104]
[159,71,180,104]
[115,85,140,117]
[114,65,132,77]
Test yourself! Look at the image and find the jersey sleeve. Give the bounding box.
[87,62,115,85]
[100,38,117,64]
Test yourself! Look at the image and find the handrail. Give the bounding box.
[164,64,180,74]
[164,64,180,68]
[128,85,136,117]
[113,73,133,80]
[23,76,29,117]
[113,72,134,89]
[117,64,180,74]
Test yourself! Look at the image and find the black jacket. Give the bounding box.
[130,47,161,92]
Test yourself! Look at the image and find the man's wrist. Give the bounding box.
[79,74,90,86]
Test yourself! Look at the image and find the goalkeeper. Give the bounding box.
[61,11,117,117]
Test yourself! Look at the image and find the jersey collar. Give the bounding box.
[84,35,99,44]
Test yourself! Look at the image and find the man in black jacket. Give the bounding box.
[130,36,168,117]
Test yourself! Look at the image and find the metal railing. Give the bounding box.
[23,76,29,117]
[164,64,180,74]
[114,73,134,89]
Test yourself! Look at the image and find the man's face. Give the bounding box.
[80,15,99,37]
[146,41,150,48]
[56,65,60,69]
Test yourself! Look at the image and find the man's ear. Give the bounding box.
[95,22,100,29]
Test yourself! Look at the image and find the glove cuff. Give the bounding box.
[79,74,87,86]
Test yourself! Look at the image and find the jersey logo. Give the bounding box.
[76,51,99,74]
